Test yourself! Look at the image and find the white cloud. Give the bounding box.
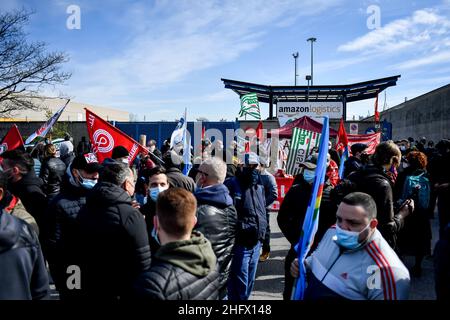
[393,50,450,69]
[338,8,450,54]
[68,0,343,105]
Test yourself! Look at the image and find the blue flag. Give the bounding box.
[293,116,329,300]
[338,145,349,179]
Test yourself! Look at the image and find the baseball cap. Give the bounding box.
[71,153,102,173]
[301,153,318,170]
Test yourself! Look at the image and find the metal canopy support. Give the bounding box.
[269,92,274,119]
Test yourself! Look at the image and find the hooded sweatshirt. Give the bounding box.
[134,231,220,300]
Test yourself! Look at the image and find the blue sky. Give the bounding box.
[2,0,450,121]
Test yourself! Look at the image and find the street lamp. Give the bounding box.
[307,37,317,86]
[292,52,299,86]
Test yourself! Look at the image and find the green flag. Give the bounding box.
[239,93,261,120]
[286,127,321,176]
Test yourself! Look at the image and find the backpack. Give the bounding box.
[401,172,430,210]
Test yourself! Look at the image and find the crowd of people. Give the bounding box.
[0,133,449,300]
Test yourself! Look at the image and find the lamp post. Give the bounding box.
[292,52,299,86]
[307,37,317,86]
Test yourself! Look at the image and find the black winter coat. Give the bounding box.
[348,164,404,249]
[166,167,196,192]
[343,156,363,178]
[45,177,89,297]
[8,171,48,234]
[194,184,238,299]
[40,156,66,198]
[0,210,49,300]
[134,232,220,300]
[77,182,151,299]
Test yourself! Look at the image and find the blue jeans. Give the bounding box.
[227,241,262,300]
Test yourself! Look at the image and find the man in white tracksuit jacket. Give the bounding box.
[291,192,411,300]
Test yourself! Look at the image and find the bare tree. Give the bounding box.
[0,10,71,116]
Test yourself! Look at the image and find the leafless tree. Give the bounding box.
[0,10,71,116]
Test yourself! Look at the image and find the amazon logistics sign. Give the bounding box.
[277,101,343,126]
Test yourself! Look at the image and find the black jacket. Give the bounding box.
[194,184,238,299]
[45,177,89,297]
[40,156,67,198]
[224,174,267,248]
[0,210,49,300]
[343,156,363,178]
[60,152,75,168]
[134,231,220,300]
[348,164,404,248]
[8,171,48,232]
[277,176,335,247]
[77,182,151,299]
[166,167,196,192]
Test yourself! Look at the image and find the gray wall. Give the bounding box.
[379,84,450,142]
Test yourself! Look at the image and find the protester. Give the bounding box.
[111,145,130,164]
[0,171,49,300]
[40,143,66,201]
[328,140,340,167]
[395,151,432,277]
[346,141,414,249]
[60,133,75,167]
[194,157,238,299]
[77,162,151,299]
[76,136,91,156]
[134,188,220,300]
[46,153,101,299]
[147,139,164,166]
[163,151,195,192]
[140,166,170,255]
[343,143,368,178]
[26,146,41,176]
[258,153,277,262]
[1,149,48,235]
[277,153,335,300]
[434,222,450,300]
[225,152,267,300]
[290,192,410,300]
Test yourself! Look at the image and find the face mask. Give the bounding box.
[335,223,371,250]
[151,226,161,245]
[149,186,168,202]
[241,167,259,185]
[149,146,156,152]
[76,170,97,189]
[400,146,406,151]
[303,169,315,184]
[122,159,129,164]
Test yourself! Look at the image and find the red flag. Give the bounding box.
[347,132,381,155]
[256,120,263,141]
[85,109,148,163]
[0,125,24,155]
[201,126,206,141]
[374,94,380,123]
[335,118,348,153]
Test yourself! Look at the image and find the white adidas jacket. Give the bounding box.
[305,226,410,300]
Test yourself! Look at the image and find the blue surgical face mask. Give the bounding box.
[149,186,168,202]
[335,223,371,250]
[76,170,97,189]
[303,169,315,184]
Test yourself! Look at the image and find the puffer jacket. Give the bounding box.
[77,182,151,299]
[134,231,220,300]
[45,177,90,297]
[194,184,238,299]
[0,210,49,300]
[40,156,66,198]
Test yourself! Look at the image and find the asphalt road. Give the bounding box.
[251,211,439,300]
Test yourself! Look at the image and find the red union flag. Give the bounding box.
[347,132,381,155]
[0,125,24,155]
[335,118,348,153]
[85,109,148,163]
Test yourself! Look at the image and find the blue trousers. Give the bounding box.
[227,241,262,300]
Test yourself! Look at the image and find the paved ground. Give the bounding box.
[251,211,439,300]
